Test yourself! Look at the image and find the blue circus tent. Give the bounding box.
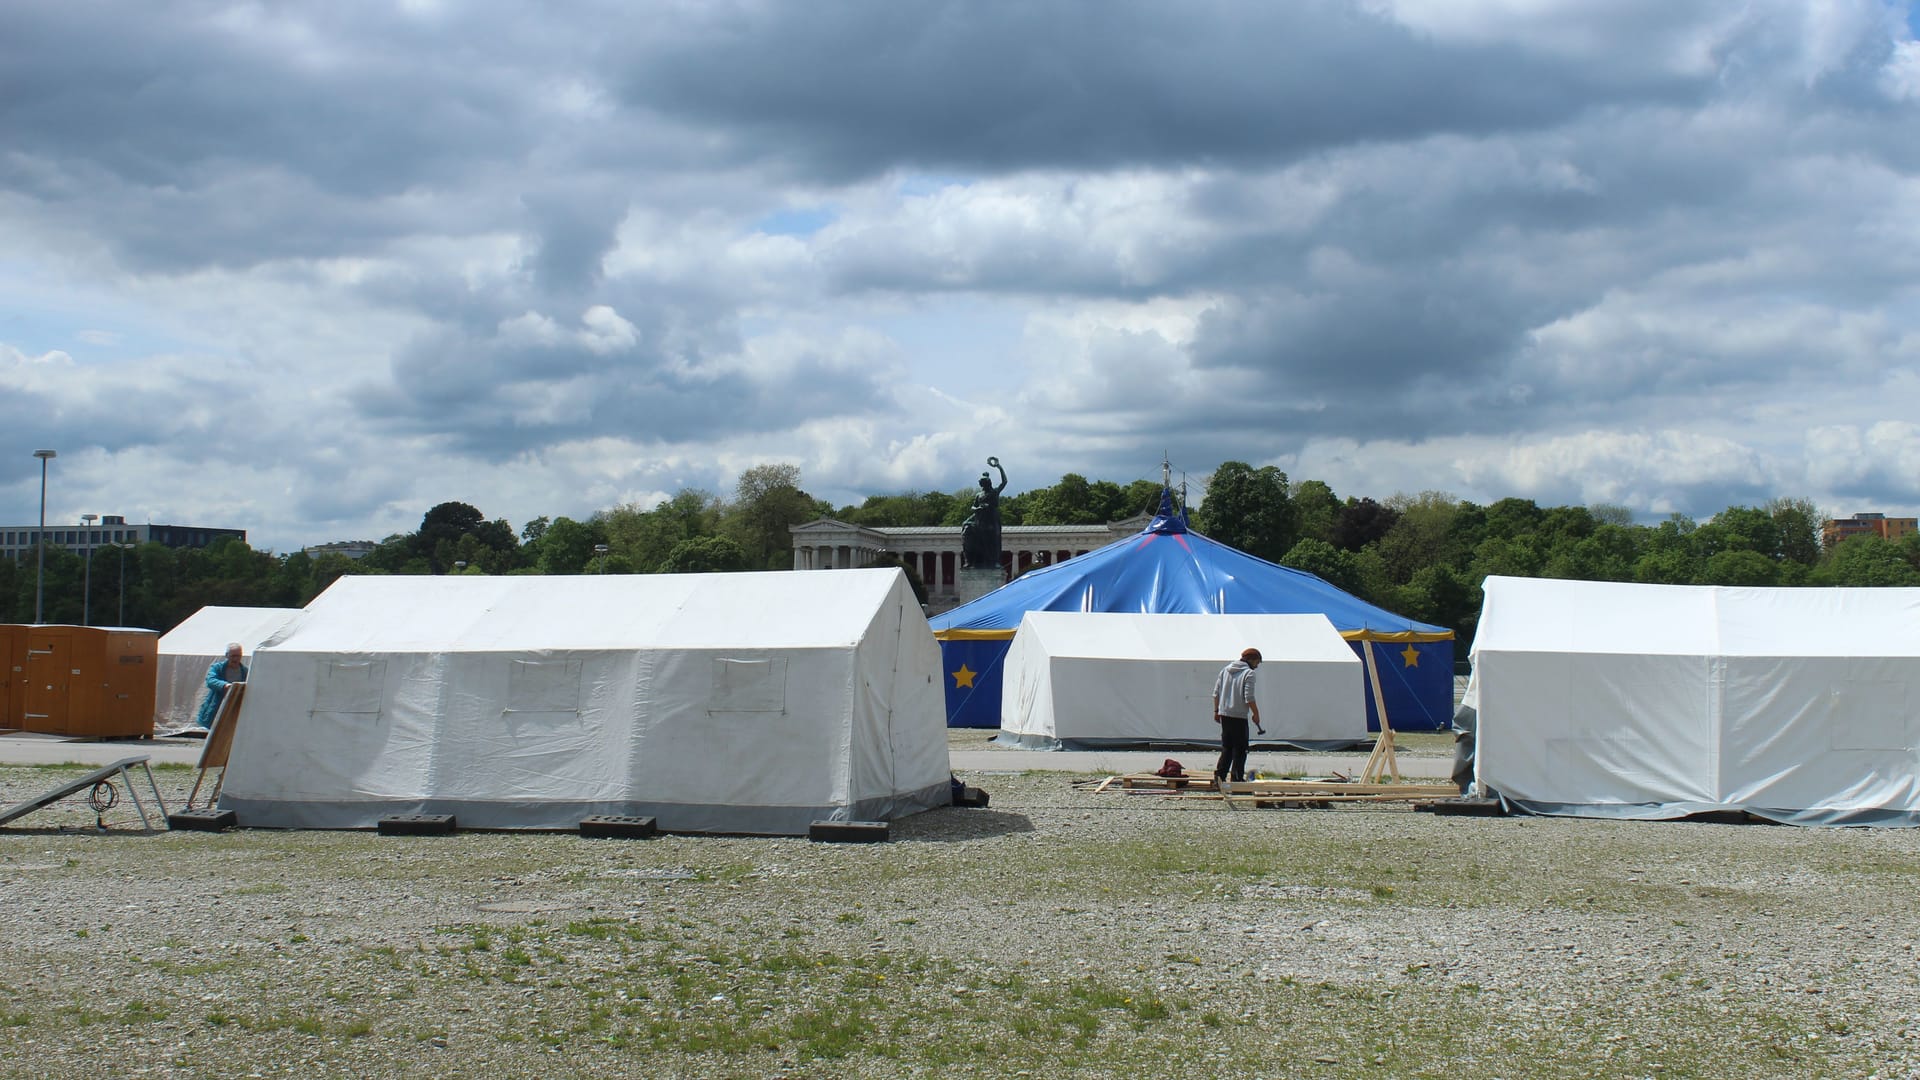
[928,494,1455,732]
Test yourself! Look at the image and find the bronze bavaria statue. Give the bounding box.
[960,456,1008,570]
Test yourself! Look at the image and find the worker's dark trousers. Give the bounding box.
[1215,715,1250,783]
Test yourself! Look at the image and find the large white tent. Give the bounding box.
[1000,611,1365,747]
[1471,576,1920,825]
[219,569,952,835]
[155,606,304,733]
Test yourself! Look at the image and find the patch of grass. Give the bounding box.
[290,1015,327,1036]
[121,1001,168,1024]
[233,882,290,896]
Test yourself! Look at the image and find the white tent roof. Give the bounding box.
[153,606,304,731]
[1001,611,1364,746]
[1471,576,1920,825]
[220,569,952,834]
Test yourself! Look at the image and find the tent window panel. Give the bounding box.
[710,657,787,714]
[506,659,582,714]
[311,660,386,715]
[1827,682,1909,751]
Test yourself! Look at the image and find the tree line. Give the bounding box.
[6,460,1917,651]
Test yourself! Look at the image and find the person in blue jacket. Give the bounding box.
[194,642,248,730]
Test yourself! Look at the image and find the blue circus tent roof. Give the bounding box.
[929,494,1450,643]
[927,492,1455,732]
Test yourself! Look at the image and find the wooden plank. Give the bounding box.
[185,683,245,811]
[1170,790,1451,804]
[1229,780,1456,796]
[197,682,245,770]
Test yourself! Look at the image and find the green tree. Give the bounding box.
[727,464,823,569]
[1376,491,1463,586]
[1279,538,1367,597]
[1701,549,1781,586]
[529,517,603,575]
[1011,473,1101,525]
[842,491,954,528]
[1331,497,1397,552]
[1392,565,1477,642]
[1115,479,1168,520]
[1483,498,1546,541]
[1813,535,1920,586]
[1469,535,1545,580]
[599,491,722,573]
[1291,480,1342,545]
[1193,462,1295,561]
[1590,503,1635,527]
[359,534,425,575]
[1544,523,1644,581]
[660,535,750,573]
[1696,506,1781,561]
[1765,497,1823,566]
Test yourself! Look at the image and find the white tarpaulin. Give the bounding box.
[218,569,952,835]
[1000,611,1364,747]
[1472,576,1920,826]
[154,606,304,732]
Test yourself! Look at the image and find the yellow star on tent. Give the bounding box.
[1401,644,1420,667]
[952,664,978,689]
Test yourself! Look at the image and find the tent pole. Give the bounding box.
[1359,640,1401,783]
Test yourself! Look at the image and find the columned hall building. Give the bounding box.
[790,514,1153,612]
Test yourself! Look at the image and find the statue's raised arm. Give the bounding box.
[985,456,1007,496]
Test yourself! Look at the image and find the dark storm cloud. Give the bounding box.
[359,322,894,459]
[520,185,632,295]
[611,0,1707,179]
[0,3,535,198]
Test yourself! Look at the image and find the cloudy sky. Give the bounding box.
[4,1,1919,553]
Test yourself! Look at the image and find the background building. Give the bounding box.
[791,512,1154,612]
[299,540,378,560]
[0,515,247,560]
[1821,512,1918,548]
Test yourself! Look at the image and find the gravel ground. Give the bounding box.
[2,737,1918,1080]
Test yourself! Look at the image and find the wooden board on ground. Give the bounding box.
[1118,770,1219,792]
[1095,770,1455,809]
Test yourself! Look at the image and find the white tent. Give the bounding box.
[155,606,304,733]
[219,569,952,835]
[1000,611,1365,747]
[1471,576,1920,825]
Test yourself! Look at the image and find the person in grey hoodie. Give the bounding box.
[1211,647,1264,788]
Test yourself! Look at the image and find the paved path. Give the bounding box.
[0,731,1451,780]
[0,733,208,767]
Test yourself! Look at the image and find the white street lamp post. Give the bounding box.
[32,449,56,623]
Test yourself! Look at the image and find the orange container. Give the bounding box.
[16,625,158,738]
[0,624,25,730]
